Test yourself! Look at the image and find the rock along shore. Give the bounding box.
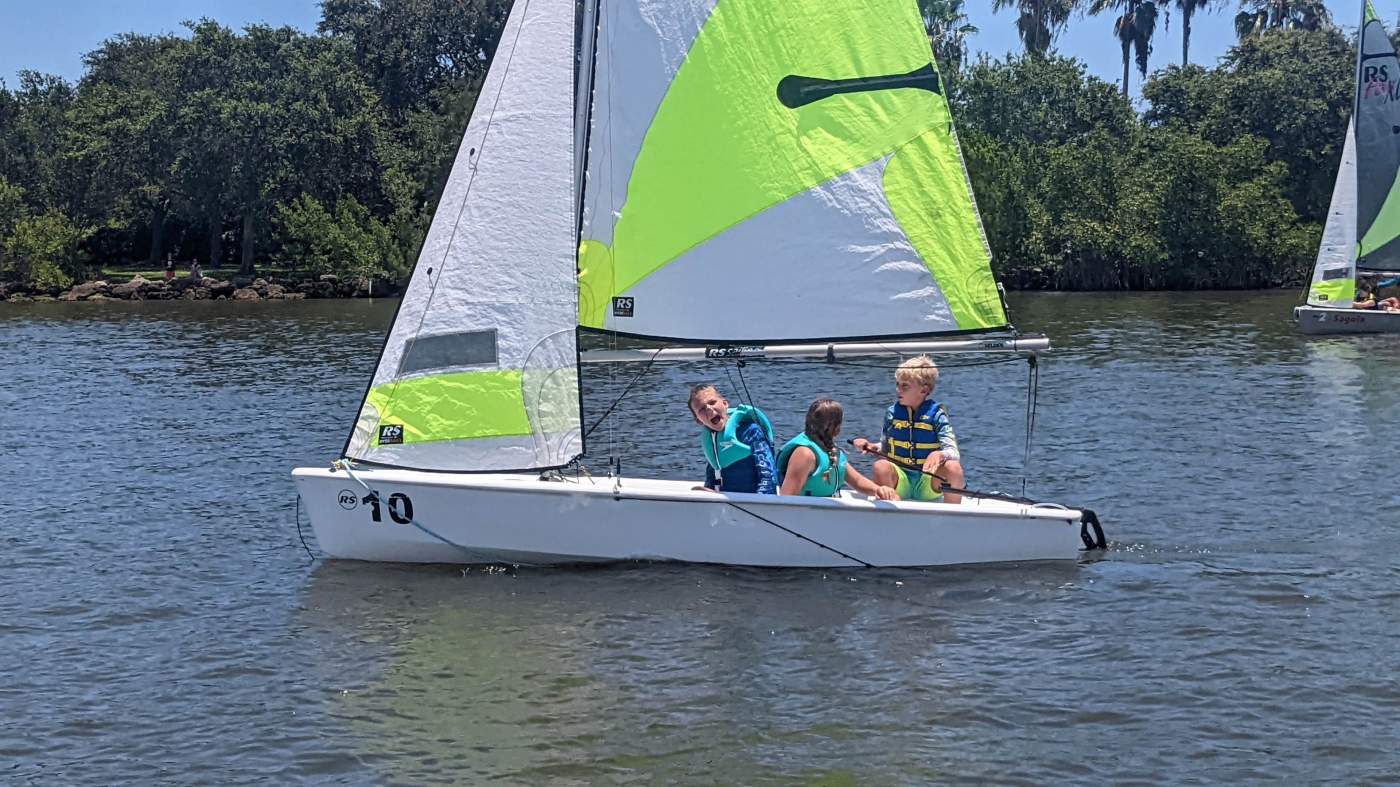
[1,274,402,303]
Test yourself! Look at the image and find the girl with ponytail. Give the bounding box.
[778,399,898,500]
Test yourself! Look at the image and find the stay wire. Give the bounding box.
[725,502,874,568]
[294,495,316,563]
[1022,355,1040,497]
[584,347,662,440]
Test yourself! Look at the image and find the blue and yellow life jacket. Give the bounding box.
[700,405,775,472]
[777,433,849,497]
[885,399,943,465]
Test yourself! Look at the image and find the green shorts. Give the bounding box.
[894,466,943,502]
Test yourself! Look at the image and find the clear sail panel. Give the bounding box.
[578,0,1007,343]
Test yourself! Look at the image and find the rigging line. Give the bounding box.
[735,360,756,408]
[1021,356,1039,498]
[377,1,535,417]
[294,495,316,563]
[583,347,662,440]
[336,461,542,568]
[724,501,875,568]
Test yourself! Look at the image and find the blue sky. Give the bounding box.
[0,0,1385,101]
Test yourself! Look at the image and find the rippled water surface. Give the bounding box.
[4,291,1400,784]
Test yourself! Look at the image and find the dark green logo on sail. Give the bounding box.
[776,63,941,109]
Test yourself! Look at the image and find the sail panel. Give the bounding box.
[1309,123,1359,306]
[1354,1,1400,270]
[579,0,1006,342]
[345,0,582,472]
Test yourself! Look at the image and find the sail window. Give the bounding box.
[398,330,499,375]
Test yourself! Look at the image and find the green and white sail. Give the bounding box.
[1308,123,1358,305]
[1355,0,1400,271]
[578,0,1007,343]
[344,0,582,472]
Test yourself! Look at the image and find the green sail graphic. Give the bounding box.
[1355,0,1400,269]
[579,0,1005,339]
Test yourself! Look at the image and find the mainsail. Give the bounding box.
[1355,0,1400,271]
[344,0,582,472]
[577,0,1007,342]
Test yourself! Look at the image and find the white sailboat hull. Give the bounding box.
[292,466,1089,568]
[1294,305,1400,334]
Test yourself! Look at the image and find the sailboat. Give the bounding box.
[1296,0,1400,334]
[291,0,1103,567]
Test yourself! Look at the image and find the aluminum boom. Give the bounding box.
[580,335,1051,363]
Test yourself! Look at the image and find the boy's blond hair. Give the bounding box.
[895,355,938,391]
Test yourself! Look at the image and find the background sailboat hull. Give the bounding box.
[1294,305,1400,334]
[292,467,1085,568]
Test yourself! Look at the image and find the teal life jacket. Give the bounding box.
[700,405,775,472]
[777,433,849,497]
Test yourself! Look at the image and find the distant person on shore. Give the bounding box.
[689,384,778,495]
[188,260,203,283]
[164,254,176,281]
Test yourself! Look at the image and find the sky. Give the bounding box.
[0,0,1389,102]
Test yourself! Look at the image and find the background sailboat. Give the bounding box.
[1296,0,1400,334]
[292,0,1097,567]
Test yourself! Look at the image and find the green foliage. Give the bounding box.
[318,0,510,117]
[1143,28,1353,221]
[962,53,1314,289]
[990,0,1077,56]
[0,2,1359,292]
[0,177,26,238]
[273,194,399,279]
[2,209,89,288]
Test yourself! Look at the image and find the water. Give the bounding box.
[3,291,1399,784]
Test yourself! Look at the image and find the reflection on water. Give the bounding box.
[4,291,1400,783]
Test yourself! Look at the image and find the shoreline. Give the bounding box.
[1,273,402,303]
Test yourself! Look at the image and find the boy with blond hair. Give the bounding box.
[852,355,965,503]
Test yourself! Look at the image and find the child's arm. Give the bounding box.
[845,464,898,500]
[779,446,817,496]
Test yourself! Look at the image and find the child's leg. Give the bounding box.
[940,459,964,504]
[872,459,898,488]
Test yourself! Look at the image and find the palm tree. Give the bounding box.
[919,0,979,73]
[991,0,1079,56]
[1178,0,1223,64]
[1089,0,1165,95]
[1234,0,1332,38]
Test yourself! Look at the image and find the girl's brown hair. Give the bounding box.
[805,399,844,465]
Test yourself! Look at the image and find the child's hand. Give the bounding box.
[874,485,899,501]
[852,438,871,453]
[922,453,945,474]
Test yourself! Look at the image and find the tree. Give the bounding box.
[170,21,388,275]
[920,0,979,74]
[2,209,89,289]
[990,0,1079,56]
[1142,28,1352,221]
[318,0,510,117]
[1177,0,1223,64]
[1235,0,1332,38]
[68,33,188,264]
[2,72,80,215]
[1088,0,1166,95]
